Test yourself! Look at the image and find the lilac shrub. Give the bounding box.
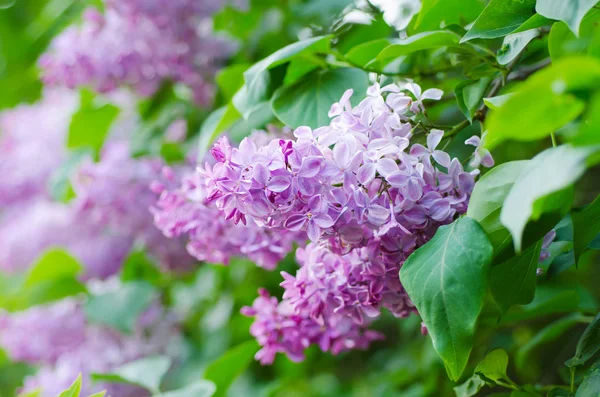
[39,0,237,104]
[200,82,492,363]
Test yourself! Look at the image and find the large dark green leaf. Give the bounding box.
[567,313,600,368]
[490,240,542,313]
[536,0,598,35]
[204,341,258,397]
[400,217,493,381]
[461,0,536,42]
[84,281,155,334]
[467,161,528,259]
[92,356,171,394]
[500,145,597,252]
[572,194,600,263]
[271,68,368,129]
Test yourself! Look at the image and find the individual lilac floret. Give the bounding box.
[0,293,177,397]
[39,0,237,104]
[212,82,487,364]
[539,229,557,262]
[465,132,495,168]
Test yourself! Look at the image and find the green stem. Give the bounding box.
[445,119,471,138]
[551,131,557,147]
[570,367,576,394]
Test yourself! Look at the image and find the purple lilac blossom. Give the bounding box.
[0,292,178,397]
[211,82,491,363]
[39,0,237,105]
[0,141,193,278]
[0,89,78,206]
[151,165,303,270]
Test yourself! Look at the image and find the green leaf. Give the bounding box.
[511,13,554,34]
[548,387,572,396]
[536,0,598,35]
[92,356,171,394]
[83,281,155,333]
[57,375,82,397]
[120,250,163,286]
[461,0,536,42]
[572,194,600,262]
[400,217,493,381]
[454,375,486,397]
[17,249,86,308]
[548,10,600,61]
[575,363,600,396]
[48,148,90,203]
[490,240,542,313]
[497,284,592,325]
[243,35,331,95]
[567,313,600,367]
[485,56,600,148]
[411,0,484,33]
[271,68,368,129]
[216,64,249,101]
[516,313,584,370]
[483,94,514,110]
[86,392,106,397]
[25,250,82,287]
[68,92,120,157]
[151,381,216,397]
[573,91,600,146]
[374,31,461,68]
[474,349,514,386]
[467,161,528,259]
[233,68,271,119]
[500,145,597,252]
[345,39,390,68]
[497,29,540,65]
[455,77,492,122]
[283,56,322,86]
[197,104,242,158]
[204,341,258,397]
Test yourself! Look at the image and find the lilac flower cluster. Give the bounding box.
[0,292,177,397]
[0,89,77,206]
[39,0,237,104]
[203,82,492,363]
[0,139,193,278]
[151,130,304,270]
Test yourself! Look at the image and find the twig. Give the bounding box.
[507,58,551,81]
